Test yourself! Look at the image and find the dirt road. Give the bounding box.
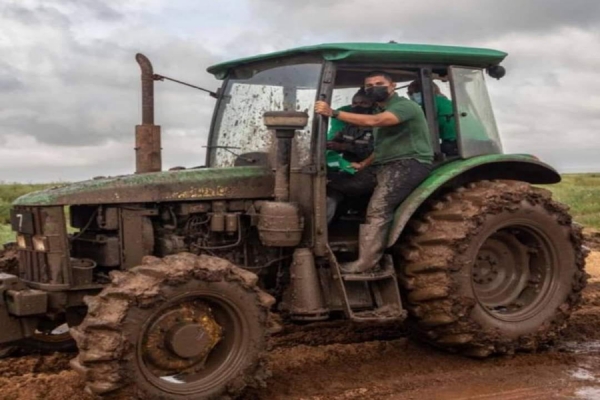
[2,234,600,400]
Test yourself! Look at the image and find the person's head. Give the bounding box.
[350,88,374,114]
[407,81,441,104]
[364,71,395,102]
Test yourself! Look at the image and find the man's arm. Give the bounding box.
[315,101,400,127]
[337,110,399,127]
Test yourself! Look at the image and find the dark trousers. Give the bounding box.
[327,168,377,199]
[326,159,431,224]
[441,140,458,156]
[366,159,432,224]
[326,168,377,223]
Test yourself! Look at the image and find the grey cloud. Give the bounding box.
[1,3,70,28]
[0,0,220,153]
[244,0,600,45]
[3,0,600,182]
[0,74,24,92]
[72,0,123,22]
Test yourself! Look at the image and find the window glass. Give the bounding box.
[209,63,322,167]
[451,67,502,157]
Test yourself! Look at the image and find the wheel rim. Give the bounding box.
[472,224,556,322]
[137,292,248,396]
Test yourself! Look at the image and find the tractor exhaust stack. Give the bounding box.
[135,53,161,174]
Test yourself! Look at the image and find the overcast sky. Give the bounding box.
[1,0,600,182]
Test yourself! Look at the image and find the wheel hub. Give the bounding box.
[473,254,500,284]
[143,301,223,374]
[166,323,216,359]
[472,233,530,309]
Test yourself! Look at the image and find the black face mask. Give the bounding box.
[365,86,390,102]
[351,106,372,114]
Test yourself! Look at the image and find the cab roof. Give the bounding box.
[207,42,508,79]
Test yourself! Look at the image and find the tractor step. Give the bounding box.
[326,247,406,323]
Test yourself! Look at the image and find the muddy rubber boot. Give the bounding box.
[340,219,390,274]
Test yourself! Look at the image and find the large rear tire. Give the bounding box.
[70,253,275,399]
[396,180,587,357]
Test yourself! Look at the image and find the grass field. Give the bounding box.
[539,174,600,229]
[0,175,599,245]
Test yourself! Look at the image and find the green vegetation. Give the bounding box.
[539,174,600,229]
[0,174,599,245]
[0,224,13,247]
[0,182,63,245]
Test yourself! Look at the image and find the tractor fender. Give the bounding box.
[386,154,561,247]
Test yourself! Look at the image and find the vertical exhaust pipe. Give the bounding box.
[135,53,161,174]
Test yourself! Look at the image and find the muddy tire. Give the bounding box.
[397,180,587,357]
[70,253,275,399]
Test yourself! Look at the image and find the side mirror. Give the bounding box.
[487,65,506,80]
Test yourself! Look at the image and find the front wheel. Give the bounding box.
[397,180,587,357]
[70,253,275,399]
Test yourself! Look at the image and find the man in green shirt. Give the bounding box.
[315,71,433,273]
[407,81,458,156]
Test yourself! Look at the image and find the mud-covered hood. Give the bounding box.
[13,166,275,206]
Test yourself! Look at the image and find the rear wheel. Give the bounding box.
[397,180,587,356]
[70,253,275,399]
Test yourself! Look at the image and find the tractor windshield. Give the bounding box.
[208,62,322,168]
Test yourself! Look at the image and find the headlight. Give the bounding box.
[16,234,27,249]
[32,236,48,252]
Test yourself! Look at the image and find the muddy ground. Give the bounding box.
[2,232,600,400]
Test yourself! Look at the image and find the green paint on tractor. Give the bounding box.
[386,153,561,247]
[207,42,507,79]
[13,166,275,206]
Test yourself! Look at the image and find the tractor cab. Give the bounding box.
[206,44,506,169]
[205,43,509,252]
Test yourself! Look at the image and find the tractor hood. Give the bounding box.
[13,166,275,206]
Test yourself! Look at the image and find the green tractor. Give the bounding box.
[3,43,586,398]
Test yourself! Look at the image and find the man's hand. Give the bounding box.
[315,101,333,117]
[326,141,348,151]
[352,153,374,171]
[350,161,364,171]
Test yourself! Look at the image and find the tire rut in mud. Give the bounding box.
[271,320,406,349]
